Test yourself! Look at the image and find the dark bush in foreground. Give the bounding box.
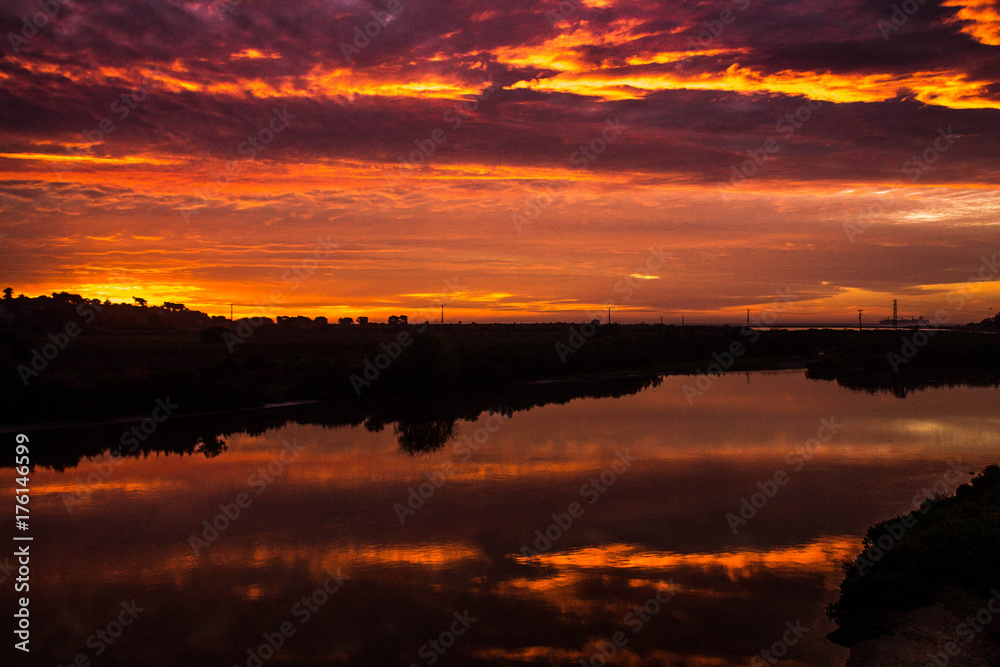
[828,465,1000,644]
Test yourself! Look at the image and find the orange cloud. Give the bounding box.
[512,64,1000,109]
[944,0,1000,45]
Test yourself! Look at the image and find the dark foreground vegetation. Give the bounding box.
[8,375,663,471]
[828,465,1000,648]
[2,292,1000,425]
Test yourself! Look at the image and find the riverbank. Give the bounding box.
[844,590,1000,666]
[829,465,1000,662]
[3,322,999,425]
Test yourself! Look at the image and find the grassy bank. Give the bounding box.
[828,465,1000,647]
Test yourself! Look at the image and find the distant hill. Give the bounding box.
[964,313,1000,332]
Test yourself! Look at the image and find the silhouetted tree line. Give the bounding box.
[4,290,1000,427]
[0,290,421,340]
[0,290,212,336]
[3,374,661,470]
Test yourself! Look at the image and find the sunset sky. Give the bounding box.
[2,0,999,323]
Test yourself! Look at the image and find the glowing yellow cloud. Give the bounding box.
[511,65,1000,109]
[12,61,487,103]
[490,20,658,70]
[625,48,744,66]
[231,48,281,59]
[944,0,1000,45]
[0,153,181,166]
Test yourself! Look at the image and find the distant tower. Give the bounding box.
[858,309,863,330]
[440,305,444,325]
[746,309,750,327]
[892,300,897,330]
[608,307,611,324]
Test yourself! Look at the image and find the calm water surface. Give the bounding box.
[10,371,1000,666]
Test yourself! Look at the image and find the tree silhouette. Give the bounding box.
[2,287,12,300]
[52,292,82,305]
[193,435,227,458]
[133,296,147,307]
[393,420,457,454]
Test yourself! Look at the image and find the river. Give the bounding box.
[10,370,1000,666]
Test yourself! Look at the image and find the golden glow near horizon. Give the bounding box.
[1,0,999,321]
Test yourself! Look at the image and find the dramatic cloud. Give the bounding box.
[1,0,998,321]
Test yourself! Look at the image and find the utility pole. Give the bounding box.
[892,299,897,330]
[746,309,750,327]
[608,307,611,324]
[858,309,863,330]
[681,314,684,326]
[440,305,444,326]
[230,304,233,322]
